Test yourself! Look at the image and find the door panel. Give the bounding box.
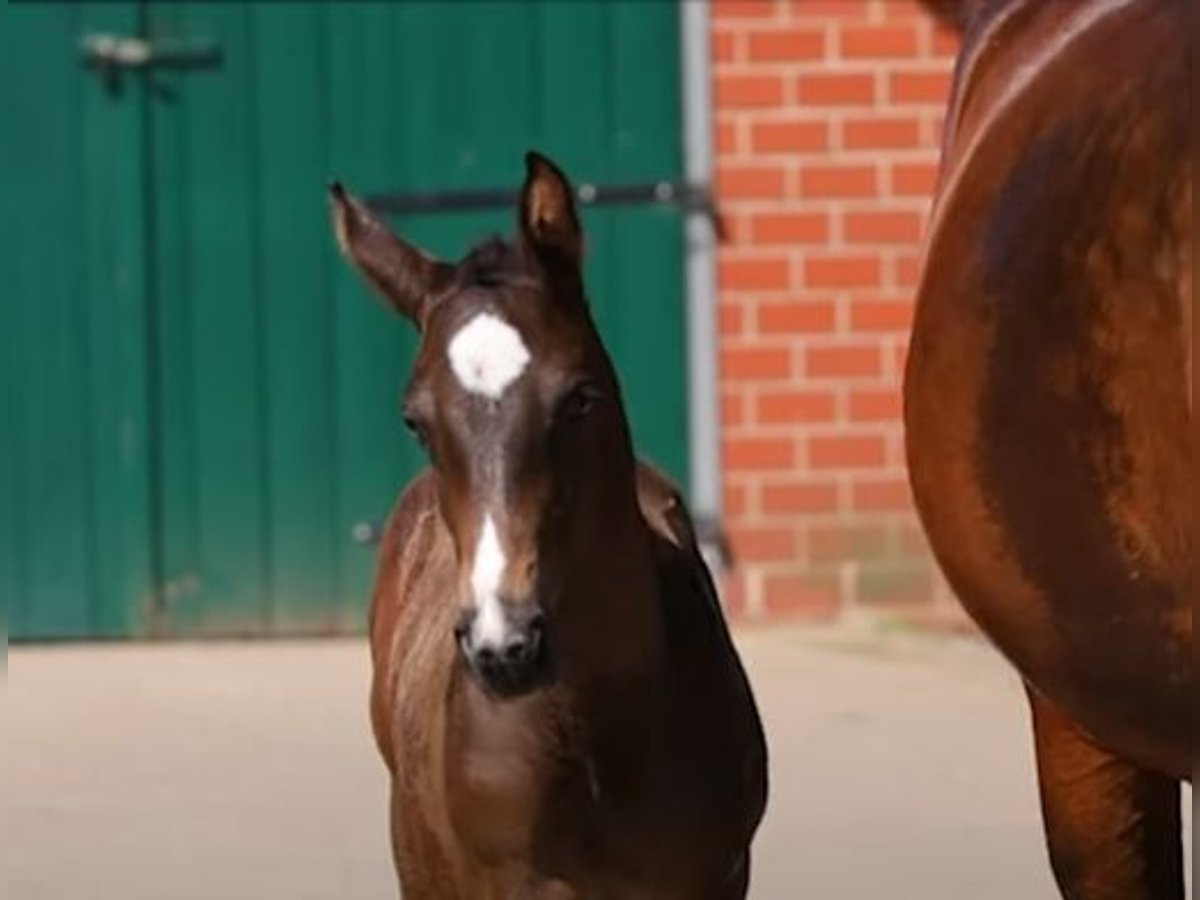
[2,3,153,639]
[251,6,345,631]
[149,4,273,634]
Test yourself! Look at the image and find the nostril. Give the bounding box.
[527,611,547,640]
[474,643,499,668]
[501,633,531,666]
[500,614,546,666]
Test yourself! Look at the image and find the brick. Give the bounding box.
[763,572,840,620]
[756,389,837,424]
[718,256,791,291]
[849,388,903,422]
[721,391,747,428]
[845,211,924,244]
[749,212,831,245]
[849,297,913,332]
[723,483,748,518]
[809,435,887,469]
[799,164,878,199]
[843,115,922,150]
[729,525,796,562]
[745,26,826,61]
[796,73,876,106]
[716,163,786,200]
[840,24,921,59]
[851,478,914,512]
[716,73,786,108]
[808,523,888,564]
[761,480,839,514]
[926,112,949,144]
[721,345,792,380]
[712,29,739,64]
[750,119,830,154]
[718,302,745,336]
[723,214,755,248]
[882,0,937,19]
[896,252,925,287]
[758,299,836,334]
[804,254,881,288]
[889,70,954,104]
[858,563,935,607]
[724,436,795,471]
[932,24,963,58]
[794,0,868,17]
[891,161,940,197]
[715,121,739,155]
[712,0,777,21]
[806,345,882,378]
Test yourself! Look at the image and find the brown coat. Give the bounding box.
[369,465,767,899]
[906,1,1191,896]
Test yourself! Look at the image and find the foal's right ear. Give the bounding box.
[328,182,451,326]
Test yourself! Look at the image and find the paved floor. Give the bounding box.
[5,625,1190,899]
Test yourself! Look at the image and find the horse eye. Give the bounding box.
[559,383,603,421]
[403,413,430,448]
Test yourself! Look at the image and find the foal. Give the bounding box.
[330,152,767,899]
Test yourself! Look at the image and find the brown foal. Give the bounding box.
[330,152,767,899]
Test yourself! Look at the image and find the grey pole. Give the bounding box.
[680,0,725,569]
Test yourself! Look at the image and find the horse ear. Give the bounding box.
[328,181,450,326]
[518,151,583,266]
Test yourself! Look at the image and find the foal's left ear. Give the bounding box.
[519,151,583,266]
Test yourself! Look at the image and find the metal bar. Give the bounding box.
[680,0,727,571]
[80,34,221,71]
[364,180,711,217]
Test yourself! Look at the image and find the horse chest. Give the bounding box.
[442,694,715,883]
[444,704,551,859]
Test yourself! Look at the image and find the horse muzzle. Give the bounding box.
[455,603,552,699]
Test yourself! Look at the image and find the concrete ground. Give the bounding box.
[5,625,1190,899]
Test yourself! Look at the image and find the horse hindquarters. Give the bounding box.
[1026,688,1183,900]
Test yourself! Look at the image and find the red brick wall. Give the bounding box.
[710,0,960,620]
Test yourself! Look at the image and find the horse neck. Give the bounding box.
[554,463,665,698]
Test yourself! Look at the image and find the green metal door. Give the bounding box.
[4,2,686,639]
[2,4,155,639]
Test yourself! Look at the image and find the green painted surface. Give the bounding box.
[5,1,686,639]
[2,3,154,639]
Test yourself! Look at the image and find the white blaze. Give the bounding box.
[470,515,509,648]
[447,312,530,400]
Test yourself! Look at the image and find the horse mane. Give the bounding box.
[456,235,525,288]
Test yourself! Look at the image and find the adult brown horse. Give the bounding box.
[907,1,1191,897]
[329,153,767,899]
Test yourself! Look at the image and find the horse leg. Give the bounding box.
[1026,687,1183,899]
[389,780,460,900]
